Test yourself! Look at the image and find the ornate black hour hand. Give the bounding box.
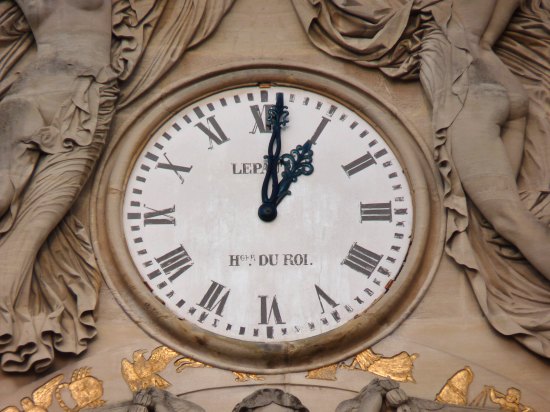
[258,93,314,222]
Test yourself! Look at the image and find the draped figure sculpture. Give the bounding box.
[292,0,550,357]
[0,0,235,373]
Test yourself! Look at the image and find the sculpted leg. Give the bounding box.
[450,85,550,280]
[0,97,44,224]
[501,117,526,178]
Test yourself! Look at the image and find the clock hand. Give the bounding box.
[259,92,287,222]
[258,93,314,222]
[276,139,314,206]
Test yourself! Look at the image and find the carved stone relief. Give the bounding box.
[291,0,550,358]
[0,341,539,411]
[82,388,205,412]
[0,0,235,373]
[335,378,495,412]
[232,389,310,412]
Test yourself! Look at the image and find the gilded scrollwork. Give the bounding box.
[173,356,211,373]
[232,372,265,383]
[173,351,264,382]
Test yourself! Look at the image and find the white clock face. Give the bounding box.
[122,86,413,343]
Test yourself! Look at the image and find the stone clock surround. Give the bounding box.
[91,64,445,374]
[2,1,547,410]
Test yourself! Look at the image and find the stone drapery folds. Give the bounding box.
[292,0,550,358]
[0,0,234,373]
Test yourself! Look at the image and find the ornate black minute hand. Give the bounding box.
[258,93,314,222]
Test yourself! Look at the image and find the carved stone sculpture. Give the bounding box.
[128,388,205,412]
[232,388,310,412]
[335,378,494,412]
[292,0,550,357]
[85,388,204,412]
[0,0,235,373]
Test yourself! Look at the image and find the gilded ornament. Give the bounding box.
[173,354,263,382]
[470,386,534,412]
[343,349,417,383]
[55,368,105,412]
[1,375,63,412]
[435,367,474,405]
[232,372,264,383]
[305,364,339,381]
[121,346,179,393]
[173,356,211,373]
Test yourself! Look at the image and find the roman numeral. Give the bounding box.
[157,153,192,184]
[310,116,331,144]
[314,285,339,314]
[360,202,392,222]
[258,295,285,325]
[342,152,376,176]
[154,245,193,282]
[197,281,230,317]
[195,116,229,148]
[249,104,273,134]
[342,243,382,277]
[144,205,176,226]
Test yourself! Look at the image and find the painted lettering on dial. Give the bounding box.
[197,280,230,317]
[122,86,414,342]
[258,295,285,325]
[143,205,176,226]
[360,202,392,222]
[342,243,382,277]
[342,152,376,176]
[314,284,339,314]
[156,153,192,184]
[310,116,331,144]
[195,116,229,148]
[150,245,193,282]
[249,104,273,134]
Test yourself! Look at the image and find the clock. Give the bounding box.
[92,66,443,372]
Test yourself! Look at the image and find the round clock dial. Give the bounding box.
[122,86,413,343]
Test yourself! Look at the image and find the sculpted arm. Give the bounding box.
[487,388,505,408]
[480,0,520,49]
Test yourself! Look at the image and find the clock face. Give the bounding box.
[122,85,413,343]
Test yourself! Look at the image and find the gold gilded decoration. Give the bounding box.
[470,386,534,412]
[435,367,535,411]
[306,348,417,382]
[435,366,474,405]
[173,353,264,383]
[344,349,418,383]
[1,375,64,412]
[55,368,105,412]
[121,346,179,392]
[1,369,104,412]
[305,364,339,381]
[173,356,211,373]
[232,372,265,382]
